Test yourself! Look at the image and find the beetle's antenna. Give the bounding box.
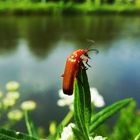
[86,39,95,48]
[86,39,99,54]
[86,39,95,44]
[88,48,99,54]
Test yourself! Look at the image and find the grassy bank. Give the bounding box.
[0,1,140,15]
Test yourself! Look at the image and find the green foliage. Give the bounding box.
[110,101,140,140]
[0,62,137,140]
[0,128,37,140]
[73,69,91,139]
[0,81,37,131]
[24,111,38,138]
[0,82,23,128]
[89,98,132,133]
[47,111,73,140]
[0,0,140,15]
[73,67,132,139]
[134,132,140,140]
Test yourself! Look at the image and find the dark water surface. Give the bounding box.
[0,15,140,132]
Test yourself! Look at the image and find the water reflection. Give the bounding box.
[1,15,137,57]
[90,41,140,104]
[0,15,140,132]
[0,17,19,55]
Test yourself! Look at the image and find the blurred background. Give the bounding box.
[0,0,140,136]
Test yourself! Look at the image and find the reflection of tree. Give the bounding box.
[53,16,124,49]
[25,17,62,59]
[0,17,19,55]
[25,16,125,58]
[15,16,126,58]
[0,16,127,59]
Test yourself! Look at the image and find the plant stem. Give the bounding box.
[24,111,32,136]
[61,111,74,126]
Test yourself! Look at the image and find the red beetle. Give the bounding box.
[62,49,98,95]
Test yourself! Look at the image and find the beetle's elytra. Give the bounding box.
[62,49,98,95]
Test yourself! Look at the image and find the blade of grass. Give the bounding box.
[0,128,37,140]
[24,111,38,138]
[74,79,89,139]
[55,111,74,140]
[61,111,74,126]
[134,132,140,140]
[81,68,91,129]
[89,98,132,133]
[74,67,92,140]
[72,127,86,140]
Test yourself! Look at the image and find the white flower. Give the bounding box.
[2,97,15,108]
[57,87,105,110]
[92,136,107,140]
[7,109,23,121]
[21,100,36,111]
[57,89,74,110]
[59,123,75,140]
[6,81,20,91]
[90,88,105,107]
[6,91,20,100]
[59,123,106,140]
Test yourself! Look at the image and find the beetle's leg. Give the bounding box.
[79,61,88,70]
[86,61,91,67]
[81,58,91,68]
[84,53,91,59]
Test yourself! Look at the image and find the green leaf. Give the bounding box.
[72,127,85,140]
[0,128,37,140]
[73,68,91,140]
[53,111,73,140]
[55,124,64,140]
[89,98,132,133]
[24,111,38,138]
[110,101,138,140]
[48,111,73,140]
[47,124,63,140]
[80,68,91,129]
[74,79,88,139]
[134,132,140,140]
[61,111,74,126]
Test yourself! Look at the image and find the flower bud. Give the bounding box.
[7,110,23,121]
[6,81,20,91]
[21,100,36,111]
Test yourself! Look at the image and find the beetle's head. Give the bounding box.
[84,52,91,59]
[83,49,99,59]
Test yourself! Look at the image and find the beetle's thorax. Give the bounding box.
[68,49,88,62]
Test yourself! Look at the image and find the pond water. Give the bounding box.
[0,15,140,132]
